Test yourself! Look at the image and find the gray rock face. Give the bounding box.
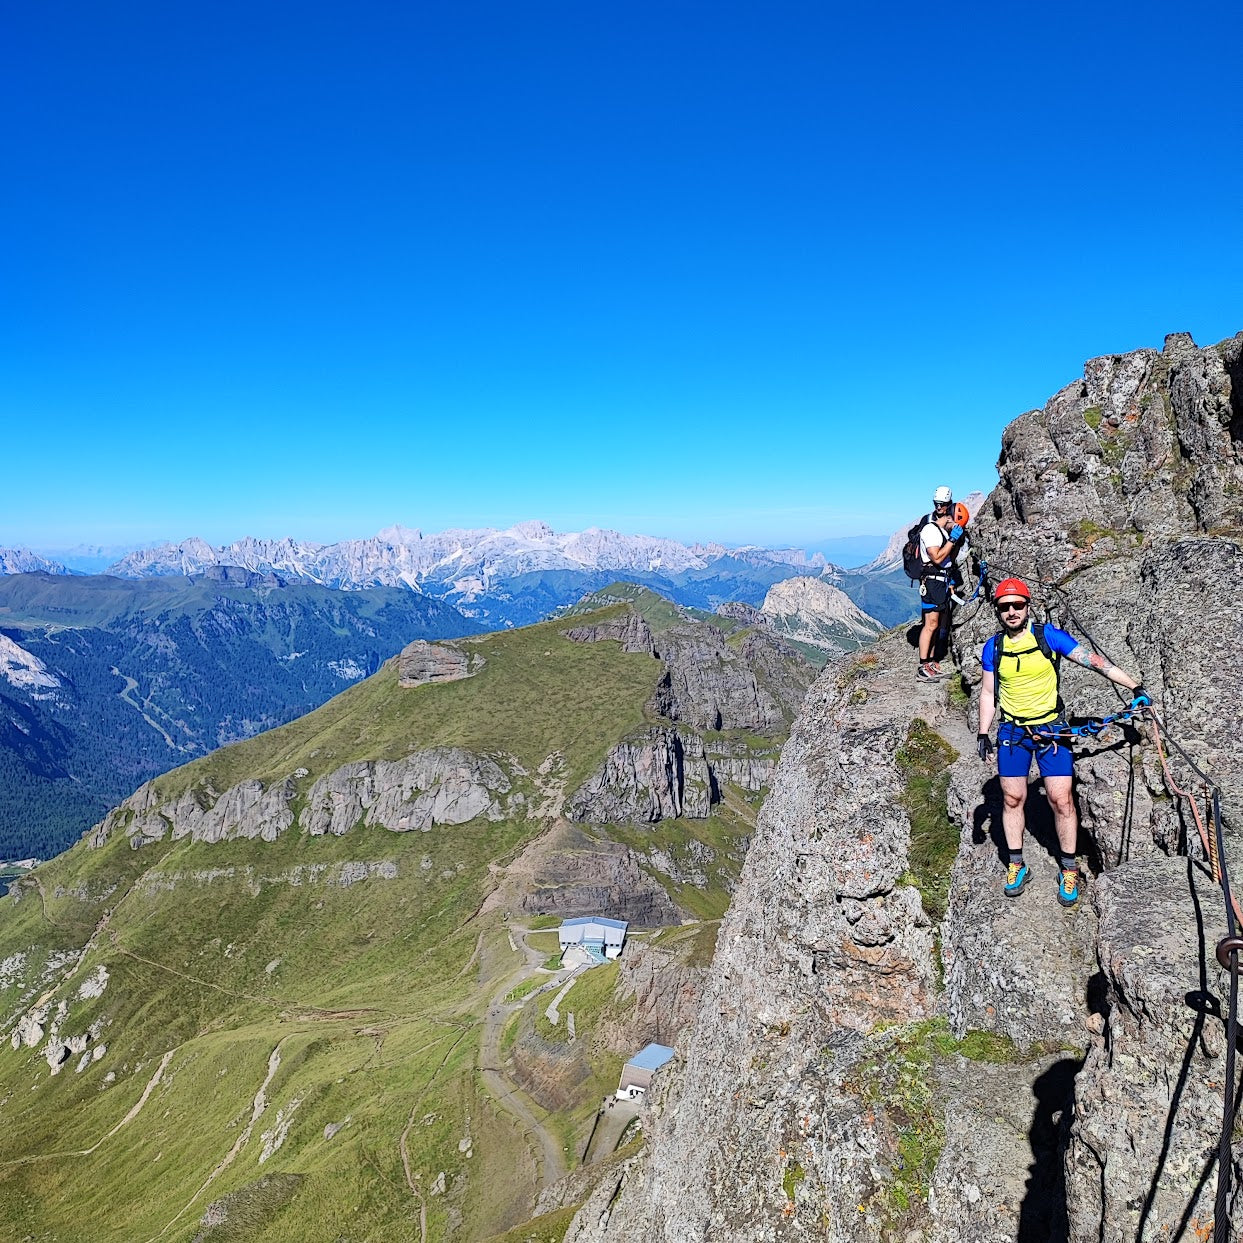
[759,575,885,655]
[562,612,656,655]
[299,748,511,835]
[714,601,764,625]
[103,777,297,848]
[516,825,682,928]
[1066,856,1238,1243]
[647,625,812,732]
[964,331,1243,857]
[604,930,712,1053]
[396,640,473,687]
[91,747,514,847]
[572,636,943,1242]
[942,750,1098,1048]
[565,728,712,825]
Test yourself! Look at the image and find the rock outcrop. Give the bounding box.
[396,640,475,686]
[90,747,516,847]
[562,612,656,655]
[516,824,682,928]
[566,728,713,825]
[570,332,1243,1243]
[759,575,885,656]
[1067,856,1236,1241]
[300,749,510,835]
[646,625,812,732]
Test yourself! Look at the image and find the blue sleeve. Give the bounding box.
[981,636,997,672]
[1044,625,1078,657]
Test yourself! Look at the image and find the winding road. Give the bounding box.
[478,927,571,1186]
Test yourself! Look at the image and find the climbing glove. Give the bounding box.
[950,524,964,541]
[1129,686,1152,710]
[977,733,994,761]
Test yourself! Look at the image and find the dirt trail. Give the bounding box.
[400,1026,474,1243]
[0,1048,177,1168]
[477,927,570,1186]
[111,666,179,749]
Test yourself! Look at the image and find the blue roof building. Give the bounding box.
[617,1042,676,1098]
[558,916,628,961]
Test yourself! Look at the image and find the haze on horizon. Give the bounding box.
[2,1,1240,553]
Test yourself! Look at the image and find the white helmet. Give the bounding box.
[933,485,953,504]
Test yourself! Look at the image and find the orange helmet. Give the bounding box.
[993,577,1030,603]
[952,501,970,528]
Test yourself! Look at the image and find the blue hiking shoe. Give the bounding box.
[1058,869,1080,908]
[1004,862,1030,897]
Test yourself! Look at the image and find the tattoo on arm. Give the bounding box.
[1068,643,1114,674]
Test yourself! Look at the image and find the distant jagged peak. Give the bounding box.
[760,575,884,638]
[107,536,220,577]
[375,524,423,544]
[100,521,857,595]
[0,547,67,576]
[508,519,556,541]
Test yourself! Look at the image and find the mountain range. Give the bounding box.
[4,519,936,630]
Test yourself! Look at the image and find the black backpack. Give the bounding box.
[902,515,943,583]
[989,623,1064,723]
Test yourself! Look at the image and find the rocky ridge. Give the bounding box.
[88,607,810,900]
[0,548,66,575]
[569,332,1243,1242]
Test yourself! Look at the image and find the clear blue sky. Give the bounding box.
[3,1,1240,552]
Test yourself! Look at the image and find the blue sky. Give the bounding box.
[3,1,1240,553]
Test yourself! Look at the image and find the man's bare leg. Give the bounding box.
[1043,776,1077,856]
[918,610,939,663]
[1000,776,1028,850]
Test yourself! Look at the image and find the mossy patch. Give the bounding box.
[1083,406,1103,430]
[193,1173,305,1240]
[782,1160,805,1201]
[481,1204,579,1242]
[895,719,959,922]
[1069,518,1114,549]
[849,1018,1022,1228]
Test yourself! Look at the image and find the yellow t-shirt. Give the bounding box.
[988,624,1073,725]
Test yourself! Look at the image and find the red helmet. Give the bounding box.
[993,577,1030,603]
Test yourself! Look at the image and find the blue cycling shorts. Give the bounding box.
[997,720,1073,779]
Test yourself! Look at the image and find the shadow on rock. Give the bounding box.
[971,775,1066,868]
[1018,1056,1081,1243]
[1137,858,1224,1243]
[972,775,1004,862]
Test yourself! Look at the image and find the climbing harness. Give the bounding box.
[982,556,1242,1240]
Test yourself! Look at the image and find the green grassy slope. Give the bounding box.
[0,598,807,1240]
[0,606,674,1242]
[138,604,662,804]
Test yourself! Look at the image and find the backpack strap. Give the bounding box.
[993,623,1065,724]
[989,631,1002,720]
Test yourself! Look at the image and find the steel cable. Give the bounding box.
[977,556,1241,1236]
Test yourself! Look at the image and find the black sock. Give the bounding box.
[1060,854,1078,872]
[1009,850,1024,867]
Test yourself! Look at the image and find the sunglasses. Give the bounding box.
[995,600,1028,613]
